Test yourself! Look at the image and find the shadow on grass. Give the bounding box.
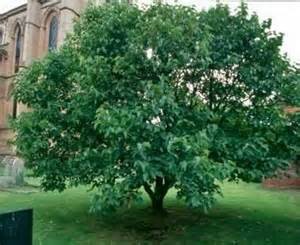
[1,183,299,244]
[91,204,203,243]
[89,199,300,244]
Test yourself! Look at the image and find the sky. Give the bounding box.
[0,0,299,63]
[0,0,26,13]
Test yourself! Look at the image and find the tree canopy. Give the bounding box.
[13,3,300,213]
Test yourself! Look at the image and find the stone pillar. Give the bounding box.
[17,0,42,115]
[23,0,41,66]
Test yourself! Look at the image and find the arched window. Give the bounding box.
[14,25,22,73]
[48,16,58,50]
[0,31,3,44]
[13,25,22,119]
[12,98,18,119]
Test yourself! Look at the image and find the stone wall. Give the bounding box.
[263,164,300,189]
[0,0,89,155]
[0,155,24,188]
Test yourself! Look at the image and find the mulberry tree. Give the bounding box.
[13,4,299,213]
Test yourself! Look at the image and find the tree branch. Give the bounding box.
[143,183,154,199]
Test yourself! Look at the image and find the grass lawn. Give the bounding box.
[0,182,299,245]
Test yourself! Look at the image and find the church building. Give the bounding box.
[0,0,143,155]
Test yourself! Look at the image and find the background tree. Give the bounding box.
[13,3,299,214]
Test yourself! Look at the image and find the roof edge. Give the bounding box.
[0,4,27,20]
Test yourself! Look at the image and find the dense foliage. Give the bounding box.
[13,3,299,213]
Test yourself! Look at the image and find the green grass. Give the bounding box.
[0,182,299,245]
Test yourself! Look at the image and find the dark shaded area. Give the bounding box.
[0,209,33,245]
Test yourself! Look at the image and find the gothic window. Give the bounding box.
[48,16,58,50]
[0,31,3,44]
[15,25,21,73]
[12,99,17,119]
[12,25,22,119]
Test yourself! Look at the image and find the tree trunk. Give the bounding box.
[144,177,172,214]
[151,195,164,213]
